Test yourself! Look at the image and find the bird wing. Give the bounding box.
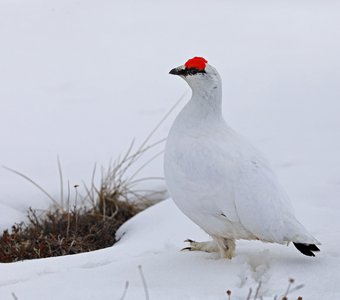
[225,134,319,244]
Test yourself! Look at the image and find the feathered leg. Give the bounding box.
[213,236,236,259]
[182,237,236,259]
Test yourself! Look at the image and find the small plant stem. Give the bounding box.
[137,89,188,154]
[57,156,64,210]
[253,281,261,299]
[11,292,18,300]
[3,166,58,206]
[127,150,164,182]
[120,281,129,300]
[290,284,304,293]
[283,281,292,297]
[74,185,79,234]
[66,180,71,238]
[138,265,149,300]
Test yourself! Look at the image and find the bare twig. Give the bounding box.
[138,265,149,300]
[283,278,294,297]
[253,281,262,299]
[289,284,304,294]
[120,281,129,300]
[279,278,304,299]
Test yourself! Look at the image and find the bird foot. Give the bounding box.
[181,239,219,253]
[181,238,236,259]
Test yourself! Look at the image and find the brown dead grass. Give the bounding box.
[0,94,187,263]
[0,197,140,262]
[0,141,164,263]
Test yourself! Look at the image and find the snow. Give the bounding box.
[1,0,340,299]
[0,200,339,299]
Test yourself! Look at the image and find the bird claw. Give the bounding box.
[181,239,196,251]
[184,238,195,243]
[181,239,221,254]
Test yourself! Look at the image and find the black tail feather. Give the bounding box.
[293,243,320,257]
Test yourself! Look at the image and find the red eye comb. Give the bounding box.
[185,57,208,71]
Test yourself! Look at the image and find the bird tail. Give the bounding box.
[293,242,320,257]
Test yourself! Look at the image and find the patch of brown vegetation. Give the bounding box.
[0,197,140,263]
[0,98,181,263]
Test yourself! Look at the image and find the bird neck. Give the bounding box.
[186,80,223,121]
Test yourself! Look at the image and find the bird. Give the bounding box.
[164,56,320,259]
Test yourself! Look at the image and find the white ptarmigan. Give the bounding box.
[164,57,320,259]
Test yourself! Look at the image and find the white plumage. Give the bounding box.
[164,57,320,258]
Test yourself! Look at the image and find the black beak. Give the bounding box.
[169,67,181,75]
[169,67,205,76]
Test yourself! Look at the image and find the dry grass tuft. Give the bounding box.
[0,140,165,263]
[0,198,140,263]
[0,144,162,263]
[0,93,186,263]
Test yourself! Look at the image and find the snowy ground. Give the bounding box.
[1,0,340,299]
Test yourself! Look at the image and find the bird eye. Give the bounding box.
[187,68,206,75]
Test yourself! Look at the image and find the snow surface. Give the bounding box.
[1,0,340,299]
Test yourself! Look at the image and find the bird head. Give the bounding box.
[169,57,221,92]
